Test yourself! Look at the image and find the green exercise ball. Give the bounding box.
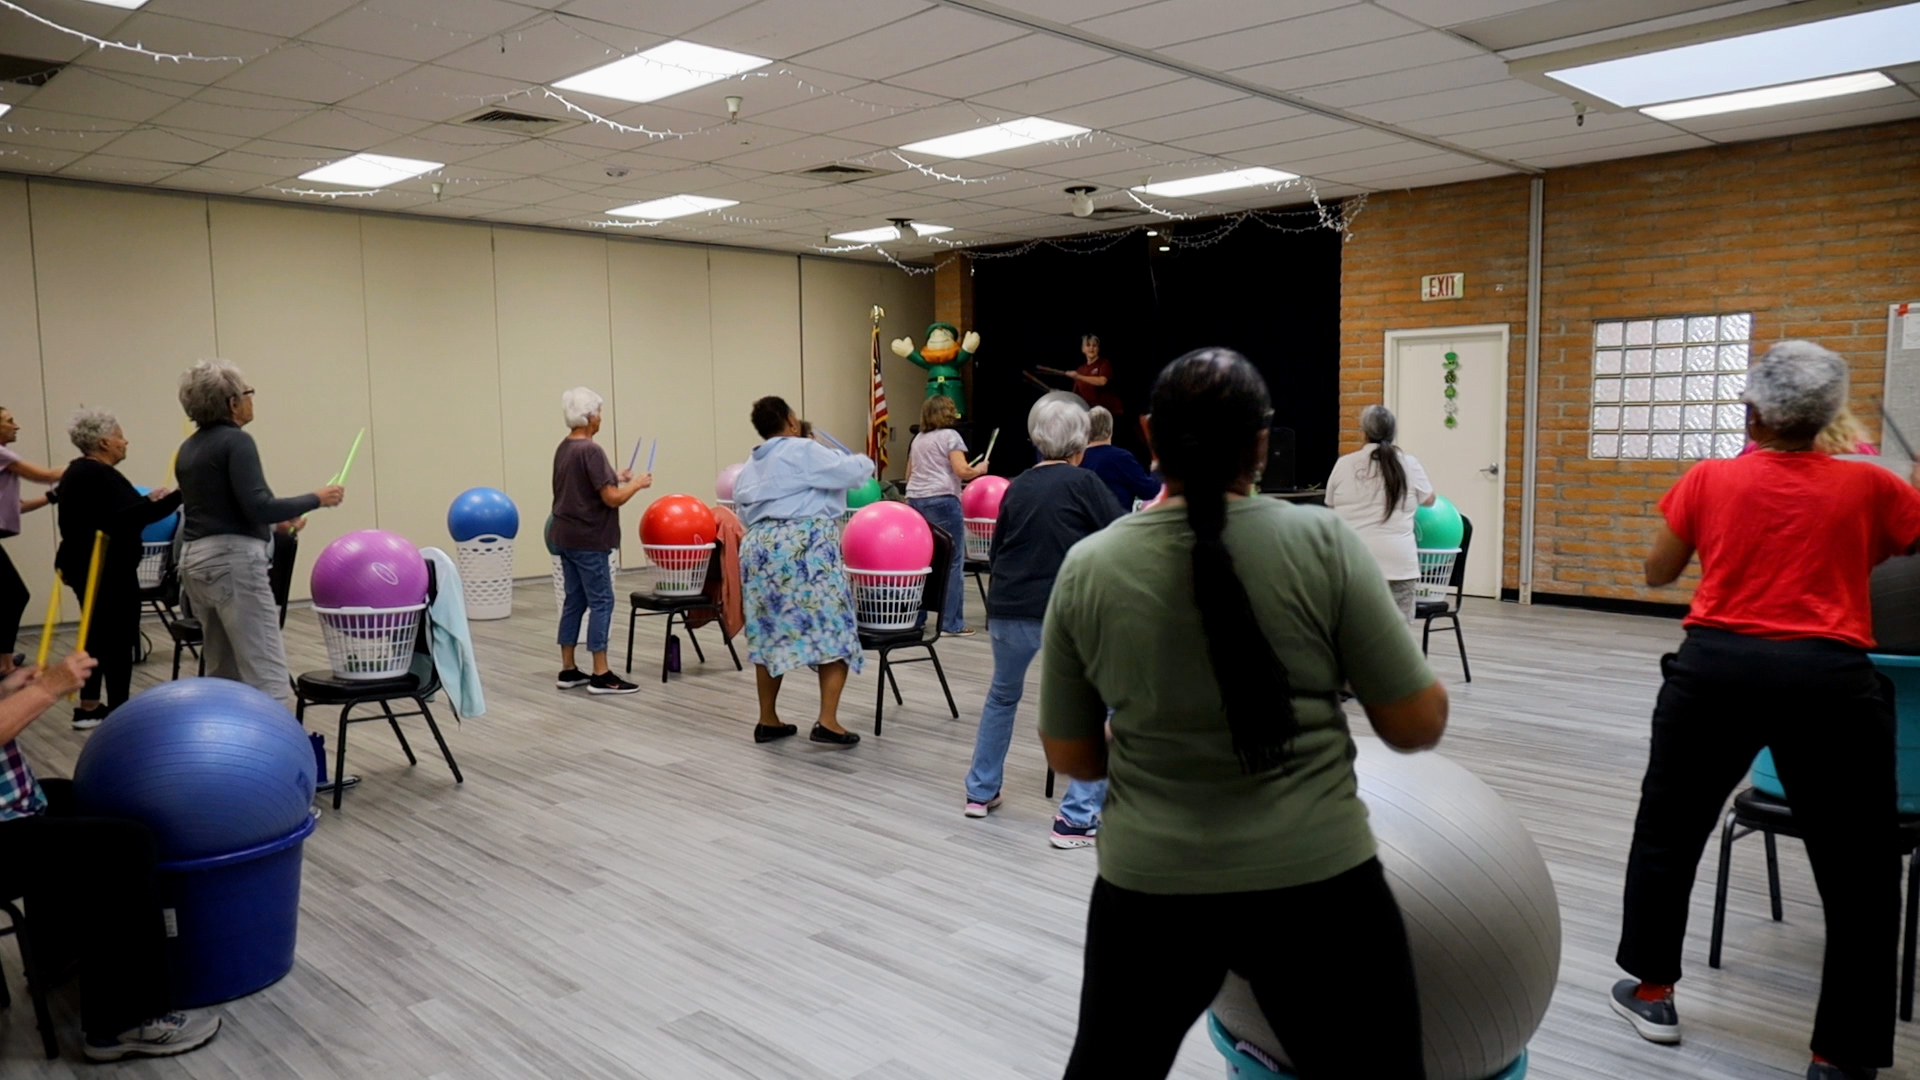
[543,514,559,556]
[846,476,884,510]
[1414,494,1464,549]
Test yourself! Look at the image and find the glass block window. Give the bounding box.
[1590,313,1751,460]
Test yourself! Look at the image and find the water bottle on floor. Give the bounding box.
[667,634,681,674]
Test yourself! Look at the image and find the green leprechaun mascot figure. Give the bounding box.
[892,322,980,418]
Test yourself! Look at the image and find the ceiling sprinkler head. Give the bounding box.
[725,95,743,122]
[1065,185,1096,218]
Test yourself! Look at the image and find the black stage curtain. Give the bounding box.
[966,219,1341,486]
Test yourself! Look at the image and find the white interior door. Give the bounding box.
[1385,326,1509,598]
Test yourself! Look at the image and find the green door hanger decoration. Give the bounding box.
[1443,349,1460,429]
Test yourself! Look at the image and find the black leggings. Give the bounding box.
[0,542,27,657]
[1617,627,1898,1068]
[70,578,137,709]
[1064,858,1424,1079]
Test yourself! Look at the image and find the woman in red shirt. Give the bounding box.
[1610,341,1920,1080]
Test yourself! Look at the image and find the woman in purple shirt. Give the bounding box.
[0,406,63,680]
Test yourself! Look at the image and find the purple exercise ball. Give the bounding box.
[310,529,428,609]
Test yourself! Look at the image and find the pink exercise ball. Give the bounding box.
[715,462,746,502]
[310,530,429,609]
[842,502,934,572]
[961,475,1011,520]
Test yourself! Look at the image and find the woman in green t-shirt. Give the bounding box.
[1040,348,1449,1079]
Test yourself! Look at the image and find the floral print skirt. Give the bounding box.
[740,516,863,679]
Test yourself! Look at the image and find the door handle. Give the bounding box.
[1479,463,1500,477]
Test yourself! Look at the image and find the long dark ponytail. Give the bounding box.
[1150,348,1296,774]
[1360,404,1407,523]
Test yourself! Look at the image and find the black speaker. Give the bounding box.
[1259,426,1296,492]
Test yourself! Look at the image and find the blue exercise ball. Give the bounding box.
[134,485,180,543]
[447,487,519,542]
[73,679,316,861]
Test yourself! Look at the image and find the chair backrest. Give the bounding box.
[921,524,955,634]
[269,531,299,610]
[1450,516,1473,606]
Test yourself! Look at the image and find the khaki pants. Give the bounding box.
[1388,578,1419,624]
[179,534,294,711]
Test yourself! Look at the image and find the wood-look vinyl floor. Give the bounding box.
[4,583,1915,1078]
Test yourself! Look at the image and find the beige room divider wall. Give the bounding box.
[1,176,932,602]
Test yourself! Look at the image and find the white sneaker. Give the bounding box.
[84,1012,221,1061]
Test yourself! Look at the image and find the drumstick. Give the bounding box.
[1875,397,1915,458]
[74,532,107,654]
[1035,365,1074,377]
[814,428,854,454]
[970,427,1000,467]
[627,434,644,473]
[33,571,61,669]
[1021,371,1052,392]
[645,439,657,474]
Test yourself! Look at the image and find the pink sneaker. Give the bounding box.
[964,793,1003,818]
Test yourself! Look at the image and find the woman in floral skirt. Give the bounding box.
[732,396,874,748]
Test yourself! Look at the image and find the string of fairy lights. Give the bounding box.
[0,0,1367,269]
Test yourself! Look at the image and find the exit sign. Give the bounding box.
[1422,273,1465,301]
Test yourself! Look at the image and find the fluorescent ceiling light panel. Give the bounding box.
[76,0,149,8]
[1131,167,1298,199]
[899,117,1090,159]
[830,223,953,243]
[1643,71,1895,121]
[297,153,442,188]
[0,105,10,120]
[1547,2,1920,108]
[608,194,737,219]
[554,40,770,104]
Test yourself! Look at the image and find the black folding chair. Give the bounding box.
[1417,515,1472,683]
[293,561,462,810]
[624,535,742,683]
[862,524,960,735]
[0,895,58,1058]
[964,556,990,628]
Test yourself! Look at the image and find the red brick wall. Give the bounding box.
[1340,118,1920,603]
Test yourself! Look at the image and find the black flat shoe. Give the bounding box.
[754,723,797,744]
[809,724,860,747]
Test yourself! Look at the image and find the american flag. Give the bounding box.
[868,313,890,475]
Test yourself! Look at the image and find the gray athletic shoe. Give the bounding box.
[84,1011,221,1061]
[1610,979,1679,1044]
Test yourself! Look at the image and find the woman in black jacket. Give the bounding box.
[56,408,181,728]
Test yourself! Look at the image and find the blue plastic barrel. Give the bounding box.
[1750,653,1920,812]
[1206,1012,1527,1080]
[158,812,317,1007]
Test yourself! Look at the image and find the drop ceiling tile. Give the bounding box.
[59,155,183,184]
[1107,97,1300,143]
[688,0,934,62]
[148,87,320,138]
[77,16,281,85]
[196,137,339,178]
[211,43,419,105]
[141,0,364,37]
[438,16,660,83]
[152,166,283,193]
[0,106,136,150]
[560,0,762,36]
[1449,109,1663,151]
[759,183,886,210]
[1253,42,1497,99]
[0,146,83,172]
[303,0,541,64]
[258,108,431,152]
[634,121,805,163]
[828,100,999,149]
[1373,0,1559,29]
[713,133,887,171]
[890,34,1108,99]
[1077,0,1354,48]
[790,8,1028,81]
[751,85,943,137]
[1049,78,1243,132]
[335,65,532,124]
[0,3,138,63]
[1284,140,1452,178]
[971,56,1182,115]
[449,135,588,175]
[1518,133,1714,169]
[1489,126,1710,160]
[1352,79,1557,125]
[705,65,871,121]
[541,103,714,149]
[1668,87,1919,136]
[1164,5,1424,72]
[94,126,246,165]
[1403,96,1575,138]
[361,122,529,165]
[22,67,205,124]
[1164,113,1352,156]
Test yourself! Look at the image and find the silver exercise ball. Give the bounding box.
[1211,737,1562,1080]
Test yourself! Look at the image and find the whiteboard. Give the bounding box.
[1880,301,1920,469]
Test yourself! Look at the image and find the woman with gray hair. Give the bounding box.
[1080,406,1159,513]
[961,395,1123,847]
[551,387,649,695]
[1610,341,1920,1080]
[175,360,342,711]
[53,408,181,727]
[1325,404,1434,621]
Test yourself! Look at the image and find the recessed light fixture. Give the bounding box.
[1158,245,1172,252]
[1642,71,1895,121]
[1546,2,1920,109]
[298,153,443,188]
[0,105,11,120]
[607,194,737,219]
[75,0,149,8]
[829,223,953,243]
[554,40,770,105]
[1131,167,1298,199]
[1145,229,1159,237]
[899,117,1090,160]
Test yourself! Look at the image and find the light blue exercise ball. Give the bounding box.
[134,485,180,543]
[447,487,519,542]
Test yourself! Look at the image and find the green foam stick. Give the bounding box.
[332,427,365,486]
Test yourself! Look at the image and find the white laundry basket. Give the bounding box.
[640,543,714,596]
[315,605,424,680]
[1416,548,1461,602]
[962,518,995,562]
[551,552,619,643]
[847,567,930,631]
[135,541,171,590]
[455,534,515,620]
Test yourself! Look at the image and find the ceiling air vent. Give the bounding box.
[1073,206,1145,220]
[792,163,885,183]
[456,108,579,136]
[0,54,64,87]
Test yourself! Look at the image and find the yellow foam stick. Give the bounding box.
[74,531,107,655]
[34,571,61,669]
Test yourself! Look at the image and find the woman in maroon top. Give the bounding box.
[1611,341,1920,1080]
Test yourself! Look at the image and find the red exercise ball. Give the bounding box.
[640,494,717,546]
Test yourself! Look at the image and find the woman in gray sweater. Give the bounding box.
[174,360,343,710]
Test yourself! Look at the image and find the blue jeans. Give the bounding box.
[557,547,614,654]
[907,494,967,633]
[965,617,1106,827]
